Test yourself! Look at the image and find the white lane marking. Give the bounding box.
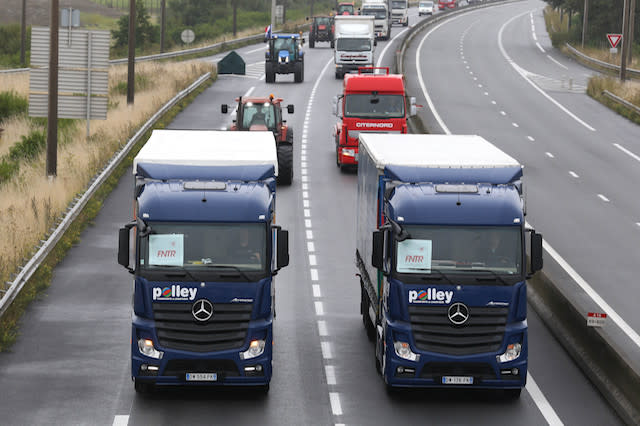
[569,171,579,178]
[597,194,610,202]
[112,416,129,426]
[491,100,497,105]
[325,365,337,385]
[246,46,267,54]
[527,136,535,141]
[500,111,506,116]
[315,301,325,316]
[613,143,640,163]
[306,230,314,240]
[329,393,343,416]
[512,122,519,127]
[477,84,483,88]
[305,219,312,228]
[302,175,308,182]
[547,54,569,70]
[321,341,333,358]
[498,10,595,131]
[259,74,265,81]
[304,209,311,217]
[303,191,309,199]
[377,27,411,67]
[307,241,316,252]
[301,161,308,168]
[484,91,489,96]
[535,42,545,53]
[318,320,329,336]
[301,155,307,161]
[526,373,564,426]
[313,284,322,297]
[302,183,309,190]
[303,199,310,207]
[531,223,640,349]
[310,268,319,281]
[309,254,317,265]
[637,223,640,227]
[532,32,538,41]
[545,152,555,158]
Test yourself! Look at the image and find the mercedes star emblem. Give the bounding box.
[447,302,469,325]
[192,299,213,322]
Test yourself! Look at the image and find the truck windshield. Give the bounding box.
[394,225,522,278]
[362,8,387,19]
[337,38,371,51]
[338,4,354,14]
[392,1,407,8]
[242,102,276,129]
[315,17,332,25]
[344,94,404,118]
[139,222,267,274]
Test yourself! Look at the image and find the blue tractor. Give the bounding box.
[265,34,305,83]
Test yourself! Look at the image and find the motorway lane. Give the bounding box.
[409,0,640,349]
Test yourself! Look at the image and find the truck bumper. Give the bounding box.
[381,319,527,390]
[336,63,373,75]
[131,317,272,387]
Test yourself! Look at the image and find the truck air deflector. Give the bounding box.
[136,163,276,182]
[384,165,523,184]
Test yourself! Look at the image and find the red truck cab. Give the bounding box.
[337,2,357,15]
[333,67,416,168]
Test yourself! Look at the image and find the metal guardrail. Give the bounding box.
[0,71,211,318]
[602,90,640,115]
[0,67,30,74]
[565,43,640,79]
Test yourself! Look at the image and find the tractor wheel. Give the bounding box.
[286,127,293,144]
[276,144,293,185]
[294,62,303,83]
[265,62,275,83]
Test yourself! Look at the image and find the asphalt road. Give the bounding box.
[0,4,625,425]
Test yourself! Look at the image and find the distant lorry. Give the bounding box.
[438,0,457,10]
[118,130,290,393]
[308,15,335,48]
[333,15,376,79]
[391,0,409,26]
[264,34,305,83]
[360,0,391,40]
[337,1,357,15]
[356,134,543,397]
[332,67,416,167]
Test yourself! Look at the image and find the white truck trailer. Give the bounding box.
[333,15,376,79]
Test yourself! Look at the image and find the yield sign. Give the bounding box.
[607,34,622,48]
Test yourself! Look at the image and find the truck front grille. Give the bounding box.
[153,302,252,353]
[164,359,240,377]
[409,305,508,355]
[420,362,497,380]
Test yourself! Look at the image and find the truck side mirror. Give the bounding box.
[221,104,228,114]
[287,104,294,114]
[118,223,135,273]
[275,227,289,270]
[529,231,543,274]
[332,95,339,116]
[372,229,385,270]
[409,97,417,116]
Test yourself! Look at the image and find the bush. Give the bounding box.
[0,24,31,68]
[9,130,46,162]
[0,91,28,122]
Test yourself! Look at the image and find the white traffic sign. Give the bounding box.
[181,29,195,44]
[607,34,622,49]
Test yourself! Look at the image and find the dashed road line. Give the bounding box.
[597,194,610,202]
[527,136,535,141]
[569,171,579,178]
[547,54,569,70]
[545,152,555,158]
[321,342,333,359]
[112,415,129,426]
[613,143,640,163]
[325,365,337,385]
[315,301,325,316]
[526,374,564,426]
[329,393,343,416]
[313,284,322,297]
[318,320,329,336]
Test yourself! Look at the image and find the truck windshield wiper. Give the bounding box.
[203,264,253,282]
[423,268,455,285]
[160,265,203,282]
[457,269,510,286]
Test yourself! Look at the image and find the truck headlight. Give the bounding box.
[342,148,355,157]
[240,339,266,360]
[496,343,522,363]
[394,341,420,362]
[138,338,164,360]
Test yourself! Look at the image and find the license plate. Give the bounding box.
[186,372,217,382]
[442,376,473,385]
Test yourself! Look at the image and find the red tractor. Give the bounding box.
[221,95,294,185]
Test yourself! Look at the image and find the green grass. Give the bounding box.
[0,91,28,122]
[0,73,215,352]
[81,12,120,30]
[587,76,640,126]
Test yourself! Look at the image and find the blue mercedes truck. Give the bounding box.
[118,130,289,393]
[356,134,543,397]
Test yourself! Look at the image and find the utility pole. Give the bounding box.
[20,0,27,67]
[47,0,59,178]
[621,0,631,80]
[127,0,136,104]
[628,0,636,64]
[581,0,588,49]
[160,0,166,53]
[233,0,237,36]
[271,0,276,34]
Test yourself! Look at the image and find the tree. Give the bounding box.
[112,1,158,48]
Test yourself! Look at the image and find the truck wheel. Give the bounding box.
[330,40,335,48]
[504,388,522,399]
[134,380,155,394]
[403,20,409,27]
[277,144,293,185]
[362,287,375,342]
[309,36,315,48]
[286,127,293,144]
[335,70,342,79]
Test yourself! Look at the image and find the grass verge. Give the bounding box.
[0,73,214,352]
[587,76,640,125]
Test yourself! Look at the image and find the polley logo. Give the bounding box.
[153,285,197,301]
[409,289,453,304]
